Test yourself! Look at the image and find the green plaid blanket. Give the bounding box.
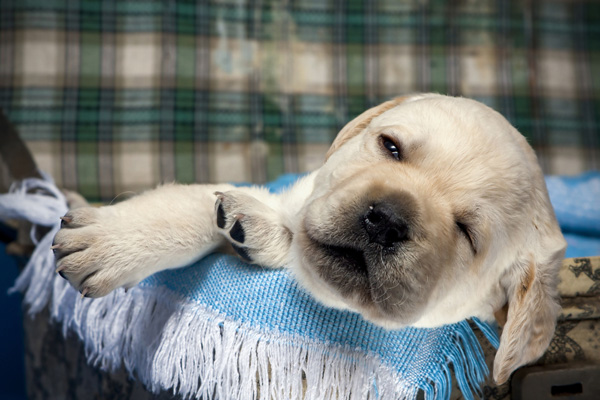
[0,0,598,202]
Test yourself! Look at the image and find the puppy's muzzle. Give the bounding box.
[362,204,409,247]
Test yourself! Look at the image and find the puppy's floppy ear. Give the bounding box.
[325,96,409,160]
[493,243,565,384]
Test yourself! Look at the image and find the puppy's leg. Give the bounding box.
[215,190,292,267]
[53,183,236,298]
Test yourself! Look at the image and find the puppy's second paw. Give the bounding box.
[215,191,291,267]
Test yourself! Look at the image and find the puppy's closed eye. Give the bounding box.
[456,220,477,255]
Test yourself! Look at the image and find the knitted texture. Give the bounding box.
[546,171,600,257]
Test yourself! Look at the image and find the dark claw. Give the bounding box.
[230,220,245,243]
[80,270,99,288]
[60,216,72,227]
[231,243,253,262]
[58,271,67,280]
[216,203,226,229]
[53,248,77,261]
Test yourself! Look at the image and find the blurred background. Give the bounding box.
[1,0,599,203]
[0,0,598,398]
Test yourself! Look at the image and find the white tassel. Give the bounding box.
[3,174,68,313]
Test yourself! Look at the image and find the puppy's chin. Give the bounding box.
[295,225,431,328]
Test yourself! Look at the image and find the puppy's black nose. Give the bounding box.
[363,204,408,247]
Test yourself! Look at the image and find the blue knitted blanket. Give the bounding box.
[545,171,600,258]
[6,172,598,399]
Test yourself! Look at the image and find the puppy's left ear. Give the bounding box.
[493,242,565,384]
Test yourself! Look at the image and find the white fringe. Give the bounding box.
[45,280,412,399]
[21,272,490,400]
[5,175,68,314]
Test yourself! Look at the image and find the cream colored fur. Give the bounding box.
[53,94,566,384]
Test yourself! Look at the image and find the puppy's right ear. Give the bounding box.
[325,96,409,160]
[493,243,565,384]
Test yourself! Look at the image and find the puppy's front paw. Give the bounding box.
[215,191,291,267]
[52,207,138,298]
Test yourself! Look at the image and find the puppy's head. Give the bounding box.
[292,94,566,384]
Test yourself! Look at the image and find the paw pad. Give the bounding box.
[216,203,226,229]
[231,243,253,262]
[230,220,245,243]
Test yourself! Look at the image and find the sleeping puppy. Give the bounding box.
[53,93,566,384]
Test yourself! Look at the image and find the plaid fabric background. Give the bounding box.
[0,0,598,202]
